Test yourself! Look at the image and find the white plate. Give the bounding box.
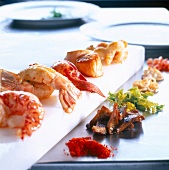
[0,1,100,28]
[80,22,169,48]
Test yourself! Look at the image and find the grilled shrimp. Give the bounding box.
[0,90,45,140]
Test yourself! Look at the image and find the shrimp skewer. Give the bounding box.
[0,90,45,140]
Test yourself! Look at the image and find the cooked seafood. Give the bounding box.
[86,103,145,135]
[76,52,103,77]
[107,103,119,134]
[133,76,159,93]
[65,50,103,77]
[0,64,82,113]
[19,63,82,113]
[52,60,105,97]
[0,69,54,100]
[87,40,128,65]
[52,60,87,81]
[0,90,45,140]
[65,50,91,66]
[0,69,22,91]
[142,66,164,81]
[147,56,169,71]
[65,40,128,77]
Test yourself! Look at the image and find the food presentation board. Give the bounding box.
[0,34,145,170]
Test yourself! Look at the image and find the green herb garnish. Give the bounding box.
[107,86,164,114]
[50,9,63,18]
[41,9,63,20]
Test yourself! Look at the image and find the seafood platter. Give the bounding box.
[0,36,146,170]
[39,56,169,169]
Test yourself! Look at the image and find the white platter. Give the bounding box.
[0,1,100,28]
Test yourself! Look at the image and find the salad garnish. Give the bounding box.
[107,86,164,114]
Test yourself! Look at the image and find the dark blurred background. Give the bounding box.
[0,0,169,9]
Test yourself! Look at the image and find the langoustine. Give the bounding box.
[0,63,81,113]
[52,60,105,97]
[0,90,45,140]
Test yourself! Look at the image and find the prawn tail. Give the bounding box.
[59,83,81,113]
[0,69,22,92]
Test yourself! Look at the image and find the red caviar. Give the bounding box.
[65,137,113,159]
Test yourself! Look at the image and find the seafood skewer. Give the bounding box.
[52,60,105,97]
[0,63,82,113]
[0,90,45,140]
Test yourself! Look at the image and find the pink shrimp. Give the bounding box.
[0,90,45,140]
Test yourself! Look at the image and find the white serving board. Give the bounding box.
[0,34,145,170]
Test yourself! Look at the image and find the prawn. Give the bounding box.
[18,64,81,113]
[0,64,81,113]
[0,69,54,100]
[0,90,45,140]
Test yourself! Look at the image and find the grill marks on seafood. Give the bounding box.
[0,91,45,139]
[86,103,145,135]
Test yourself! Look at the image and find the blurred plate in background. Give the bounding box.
[0,1,100,28]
